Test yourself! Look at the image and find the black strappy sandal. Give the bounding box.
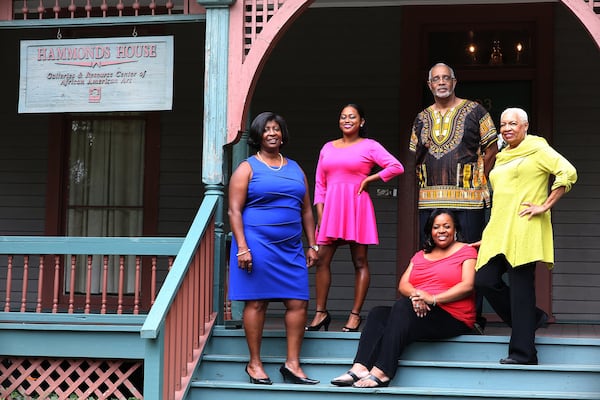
[342,311,362,332]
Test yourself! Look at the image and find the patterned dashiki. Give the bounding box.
[409,99,497,210]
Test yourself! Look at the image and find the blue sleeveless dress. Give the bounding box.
[228,156,309,301]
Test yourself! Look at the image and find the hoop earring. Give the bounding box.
[454,232,458,241]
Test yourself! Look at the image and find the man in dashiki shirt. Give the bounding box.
[409,63,498,332]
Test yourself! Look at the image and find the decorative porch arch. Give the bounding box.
[226,0,314,144]
[224,0,599,145]
[560,0,600,50]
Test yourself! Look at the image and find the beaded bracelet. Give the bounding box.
[236,249,251,257]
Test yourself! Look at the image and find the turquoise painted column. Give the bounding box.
[199,0,234,325]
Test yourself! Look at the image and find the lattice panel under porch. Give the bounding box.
[0,357,143,399]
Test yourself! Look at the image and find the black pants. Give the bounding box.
[475,255,545,363]
[353,299,471,379]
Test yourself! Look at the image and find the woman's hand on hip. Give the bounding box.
[519,202,546,220]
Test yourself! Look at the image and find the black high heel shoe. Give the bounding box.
[279,364,319,385]
[342,311,362,332]
[305,310,331,331]
[245,365,272,385]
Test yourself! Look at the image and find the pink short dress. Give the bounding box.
[314,138,404,245]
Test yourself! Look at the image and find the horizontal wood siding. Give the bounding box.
[0,6,598,323]
[0,30,52,307]
[0,24,205,239]
[551,4,600,322]
[157,22,206,236]
[0,29,51,236]
[0,24,206,308]
[249,7,405,316]
[248,5,600,324]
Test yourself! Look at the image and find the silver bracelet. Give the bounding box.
[236,249,251,257]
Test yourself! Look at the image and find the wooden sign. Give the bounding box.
[19,36,174,113]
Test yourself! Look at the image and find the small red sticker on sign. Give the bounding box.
[89,87,101,103]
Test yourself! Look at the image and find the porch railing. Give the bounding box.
[0,237,182,315]
[141,194,219,400]
[0,194,220,400]
[1,0,206,21]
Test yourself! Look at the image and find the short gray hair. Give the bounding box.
[428,63,456,81]
[501,107,529,123]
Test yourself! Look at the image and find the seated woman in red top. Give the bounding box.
[330,209,477,388]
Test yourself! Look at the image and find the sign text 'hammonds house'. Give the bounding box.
[19,36,174,113]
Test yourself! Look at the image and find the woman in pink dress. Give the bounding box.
[306,103,404,332]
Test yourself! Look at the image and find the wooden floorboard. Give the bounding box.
[484,323,600,338]
[260,317,600,338]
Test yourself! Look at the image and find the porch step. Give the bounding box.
[188,326,600,400]
[189,384,600,400]
[202,328,600,363]
[188,382,598,400]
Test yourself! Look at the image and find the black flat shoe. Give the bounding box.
[499,357,538,365]
[352,374,390,388]
[306,310,331,331]
[245,365,272,385]
[342,311,362,332]
[279,365,319,385]
[331,370,361,386]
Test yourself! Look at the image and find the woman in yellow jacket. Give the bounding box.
[475,107,577,365]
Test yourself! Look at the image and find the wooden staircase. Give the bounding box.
[188,325,600,400]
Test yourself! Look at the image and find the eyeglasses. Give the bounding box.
[429,75,454,83]
[499,121,520,128]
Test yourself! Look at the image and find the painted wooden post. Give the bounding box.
[200,0,234,185]
[142,328,165,400]
[199,0,234,324]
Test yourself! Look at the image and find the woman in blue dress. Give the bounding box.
[228,112,320,385]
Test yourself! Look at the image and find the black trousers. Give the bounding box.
[475,255,545,363]
[353,299,471,379]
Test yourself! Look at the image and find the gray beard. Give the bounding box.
[434,89,453,98]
